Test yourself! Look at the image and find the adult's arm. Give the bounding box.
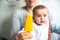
[10,8,21,40]
[51,23,60,34]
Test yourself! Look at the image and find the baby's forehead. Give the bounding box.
[35,8,48,13]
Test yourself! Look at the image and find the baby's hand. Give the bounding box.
[15,32,32,40]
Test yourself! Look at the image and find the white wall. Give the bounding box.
[0,0,60,39]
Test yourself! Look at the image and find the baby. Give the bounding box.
[15,5,60,40]
[32,5,50,40]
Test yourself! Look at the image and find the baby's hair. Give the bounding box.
[33,5,48,15]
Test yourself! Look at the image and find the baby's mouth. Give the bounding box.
[41,21,44,23]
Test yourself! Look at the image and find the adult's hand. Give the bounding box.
[15,32,32,40]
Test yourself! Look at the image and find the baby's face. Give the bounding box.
[33,8,49,25]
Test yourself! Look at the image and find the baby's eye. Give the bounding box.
[44,15,46,17]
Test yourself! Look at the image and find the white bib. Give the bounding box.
[32,21,49,40]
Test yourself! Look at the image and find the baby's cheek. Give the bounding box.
[45,19,49,22]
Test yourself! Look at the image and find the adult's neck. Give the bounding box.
[26,5,35,15]
[26,5,34,10]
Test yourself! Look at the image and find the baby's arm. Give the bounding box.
[51,23,60,34]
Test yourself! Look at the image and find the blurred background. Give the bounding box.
[0,0,60,40]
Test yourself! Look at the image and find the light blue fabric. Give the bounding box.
[10,7,27,40]
[51,23,60,34]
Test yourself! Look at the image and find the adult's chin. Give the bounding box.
[29,3,36,7]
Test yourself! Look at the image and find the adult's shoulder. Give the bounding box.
[12,6,27,17]
[14,6,27,13]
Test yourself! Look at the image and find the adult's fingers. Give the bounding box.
[21,32,32,38]
[15,34,20,40]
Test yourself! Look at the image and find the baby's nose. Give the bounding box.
[41,16,44,20]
